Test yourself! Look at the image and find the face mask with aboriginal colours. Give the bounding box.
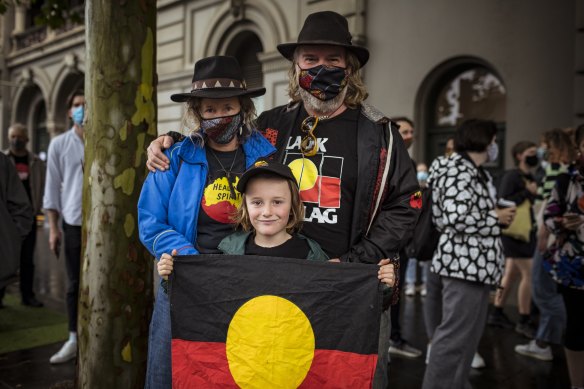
[200,112,242,144]
[298,65,348,101]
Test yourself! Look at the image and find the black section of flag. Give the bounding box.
[170,254,382,355]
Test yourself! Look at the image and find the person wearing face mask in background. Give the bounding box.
[403,163,430,297]
[43,89,85,364]
[423,119,516,389]
[540,124,584,389]
[386,117,424,360]
[488,142,539,338]
[0,123,45,308]
[515,128,574,362]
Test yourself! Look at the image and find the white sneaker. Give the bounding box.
[471,352,485,369]
[405,284,416,296]
[515,340,553,361]
[420,283,427,297]
[50,339,77,364]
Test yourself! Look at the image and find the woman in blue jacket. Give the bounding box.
[137,56,275,389]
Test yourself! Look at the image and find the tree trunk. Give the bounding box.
[79,1,156,387]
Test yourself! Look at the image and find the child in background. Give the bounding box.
[157,161,396,288]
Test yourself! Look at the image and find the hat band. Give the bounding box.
[191,78,246,91]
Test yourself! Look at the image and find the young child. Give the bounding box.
[157,161,396,287]
[218,160,328,260]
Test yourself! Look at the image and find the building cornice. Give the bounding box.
[6,26,85,69]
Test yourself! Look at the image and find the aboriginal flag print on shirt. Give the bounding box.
[170,254,382,389]
[197,147,246,253]
[282,107,359,258]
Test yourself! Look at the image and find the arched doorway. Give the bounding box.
[418,59,507,176]
[13,83,48,157]
[32,99,48,158]
[53,71,84,133]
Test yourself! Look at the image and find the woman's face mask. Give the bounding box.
[524,155,539,167]
[298,64,348,101]
[487,142,499,162]
[200,112,242,144]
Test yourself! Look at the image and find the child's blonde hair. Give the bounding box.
[233,173,305,234]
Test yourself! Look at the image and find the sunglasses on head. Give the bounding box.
[300,116,320,157]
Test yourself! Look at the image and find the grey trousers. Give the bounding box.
[373,308,390,389]
[422,275,490,389]
[423,269,442,340]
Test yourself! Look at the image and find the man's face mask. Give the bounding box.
[72,105,85,126]
[298,65,348,101]
[200,112,242,144]
[10,139,27,151]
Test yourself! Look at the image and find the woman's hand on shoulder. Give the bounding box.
[157,249,178,280]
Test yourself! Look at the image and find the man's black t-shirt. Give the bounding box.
[196,147,246,253]
[11,153,31,200]
[245,234,311,259]
[281,107,358,258]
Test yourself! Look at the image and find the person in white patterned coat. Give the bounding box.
[422,119,517,389]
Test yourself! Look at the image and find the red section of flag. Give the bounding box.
[300,176,321,204]
[300,349,377,388]
[319,176,341,208]
[172,339,377,389]
[172,339,237,388]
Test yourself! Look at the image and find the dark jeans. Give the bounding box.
[63,221,81,332]
[20,222,37,301]
[0,221,37,302]
[390,252,409,341]
[558,285,584,351]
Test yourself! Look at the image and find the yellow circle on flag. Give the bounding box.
[226,295,315,388]
[288,159,318,191]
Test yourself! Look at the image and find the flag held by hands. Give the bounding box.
[170,254,382,389]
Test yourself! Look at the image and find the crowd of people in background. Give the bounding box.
[1,9,583,389]
[394,121,584,389]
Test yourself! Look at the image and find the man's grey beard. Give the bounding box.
[298,86,347,116]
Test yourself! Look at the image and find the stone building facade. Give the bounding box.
[0,0,582,167]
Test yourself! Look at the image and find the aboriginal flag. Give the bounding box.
[170,254,382,389]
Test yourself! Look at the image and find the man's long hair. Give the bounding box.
[286,48,368,110]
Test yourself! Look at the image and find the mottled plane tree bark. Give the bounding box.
[79,1,156,387]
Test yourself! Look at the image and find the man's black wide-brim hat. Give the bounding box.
[170,56,266,102]
[277,11,370,67]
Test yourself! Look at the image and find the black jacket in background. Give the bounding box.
[257,101,420,264]
[0,153,33,288]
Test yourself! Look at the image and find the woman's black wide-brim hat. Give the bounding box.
[277,11,369,67]
[170,56,266,102]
